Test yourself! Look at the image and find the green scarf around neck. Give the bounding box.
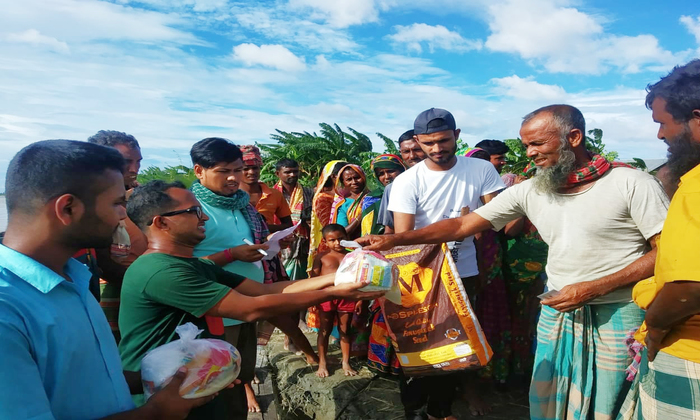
[191,181,255,229]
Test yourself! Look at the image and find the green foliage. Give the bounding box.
[503,138,529,175]
[585,129,618,161]
[258,123,394,191]
[377,132,400,155]
[137,165,197,188]
[628,158,648,171]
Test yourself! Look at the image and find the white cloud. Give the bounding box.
[6,29,69,53]
[484,0,678,74]
[233,7,360,54]
[232,43,307,71]
[680,15,700,45]
[288,0,381,28]
[387,23,483,53]
[0,0,204,45]
[491,75,566,100]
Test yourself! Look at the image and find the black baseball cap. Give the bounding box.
[414,108,456,135]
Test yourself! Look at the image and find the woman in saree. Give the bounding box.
[360,154,406,236]
[329,164,378,239]
[307,160,348,272]
[365,154,407,373]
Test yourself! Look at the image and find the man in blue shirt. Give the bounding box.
[0,140,213,419]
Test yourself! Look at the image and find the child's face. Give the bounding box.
[323,230,347,252]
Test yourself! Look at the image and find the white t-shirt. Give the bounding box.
[389,157,506,277]
[474,167,669,304]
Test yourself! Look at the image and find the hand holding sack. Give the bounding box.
[379,243,493,376]
[141,323,241,400]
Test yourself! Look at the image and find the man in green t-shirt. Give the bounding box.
[119,180,382,419]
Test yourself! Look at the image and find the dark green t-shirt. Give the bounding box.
[118,253,244,371]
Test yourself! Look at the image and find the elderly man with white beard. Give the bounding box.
[360,104,670,420]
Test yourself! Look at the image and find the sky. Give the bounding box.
[1,0,699,190]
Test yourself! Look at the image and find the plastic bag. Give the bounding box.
[141,323,241,400]
[335,243,396,292]
[380,243,493,376]
[110,220,131,262]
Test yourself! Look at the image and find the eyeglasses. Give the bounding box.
[147,206,203,226]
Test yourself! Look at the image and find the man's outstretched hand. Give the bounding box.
[356,234,397,251]
[330,280,386,301]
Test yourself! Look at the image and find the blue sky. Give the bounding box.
[1,0,699,190]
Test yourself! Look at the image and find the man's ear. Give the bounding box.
[54,194,85,227]
[193,164,205,180]
[453,129,461,140]
[151,215,170,231]
[567,128,584,148]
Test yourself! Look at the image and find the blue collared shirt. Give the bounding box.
[0,244,134,419]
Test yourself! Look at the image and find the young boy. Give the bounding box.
[311,224,360,378]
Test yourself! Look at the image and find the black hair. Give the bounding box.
[87,130,140,150]
[6,140,125,215]
[190,137,243,168]
[275,158,299,171]
[322,223,347,238]
[645,59,700,122]
[398,129,415,145]
[127,180,187,230]
[475,139,509,156]
[522,104,586,138]
[468,149,491,161]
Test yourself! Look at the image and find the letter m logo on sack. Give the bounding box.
[397,263,433,307]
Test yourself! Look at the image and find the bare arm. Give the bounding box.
[644,281,700,360]
[541,234,660,312]
[233,274,335,296]
[393,212,416,233]
[503,217,525,237]
[360,212,494,251]
[310,255,322,278]
[480,191,499,204]
[206,282,383,323]
[202,244,269,266]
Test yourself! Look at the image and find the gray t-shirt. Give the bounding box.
[474,167,669,304]
[377,183,394,229]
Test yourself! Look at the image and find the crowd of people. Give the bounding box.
[0,58,699,420]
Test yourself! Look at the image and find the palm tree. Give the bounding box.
[259,123,390,189]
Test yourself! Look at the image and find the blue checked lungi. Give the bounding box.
[530,301,644,419]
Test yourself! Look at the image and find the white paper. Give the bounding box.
[340,240,362,249]
[263,222,300,260]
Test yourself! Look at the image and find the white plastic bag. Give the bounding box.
[141,323,241,400]
[334,241,400,303]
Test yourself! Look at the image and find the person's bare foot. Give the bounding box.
[245,383,261,413]
[462,384,491,416]
[316,363,330,378]
[306,353,320,365]
[342,362,357,376]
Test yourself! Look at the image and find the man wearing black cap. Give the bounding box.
[475,139,509,174]
[388,108,505,418]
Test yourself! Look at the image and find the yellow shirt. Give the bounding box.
[634,163,700,363]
